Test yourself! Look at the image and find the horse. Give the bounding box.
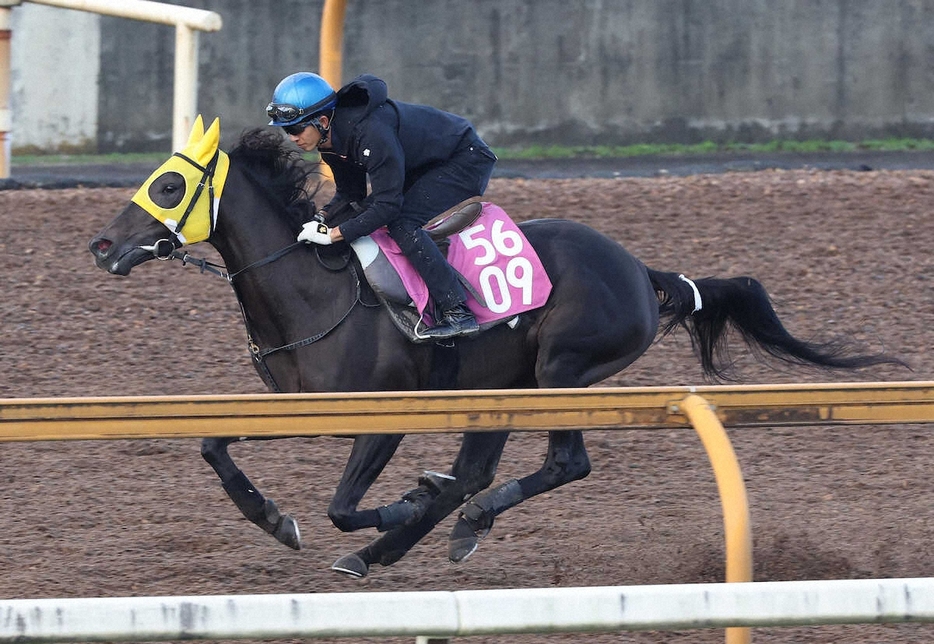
[88,117,901,578]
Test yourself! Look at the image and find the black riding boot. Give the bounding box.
[421,303,480,340]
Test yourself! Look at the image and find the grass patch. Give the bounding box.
[492,138,934,160]
[11,152,169,166]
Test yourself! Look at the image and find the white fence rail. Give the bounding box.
[26,0,222,152]
[2,578,933,642]
[0,0,222,178]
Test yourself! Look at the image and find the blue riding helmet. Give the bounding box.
[266,72,337,127]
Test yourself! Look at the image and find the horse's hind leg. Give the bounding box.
[440,258,659,559]
[448,429,591,562]
[331,431,510,578]
[442,321,645,563]
[200,437,301,549]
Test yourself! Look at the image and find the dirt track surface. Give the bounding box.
[2,169,934,643]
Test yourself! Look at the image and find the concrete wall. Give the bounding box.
[10,0,934,153]
[9,3,99,152]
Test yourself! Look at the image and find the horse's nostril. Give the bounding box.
[92,239,112,254]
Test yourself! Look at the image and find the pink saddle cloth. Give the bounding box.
[368,202,553,325]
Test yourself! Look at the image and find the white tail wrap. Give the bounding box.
[678,274,703,314]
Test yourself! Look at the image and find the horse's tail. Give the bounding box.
[646,269,906,380]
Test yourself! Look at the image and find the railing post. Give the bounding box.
[679,393,753,644]
[173,22,197,151]
[0,1,18,179]
[11,0,221,155]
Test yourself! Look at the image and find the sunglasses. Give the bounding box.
[282,120,313,136]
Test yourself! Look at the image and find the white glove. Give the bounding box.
[298,221,332,245]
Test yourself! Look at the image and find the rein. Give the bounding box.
[162,243,364,393]
[164,241,304,281]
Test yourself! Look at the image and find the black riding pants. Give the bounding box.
[386,138,497,312]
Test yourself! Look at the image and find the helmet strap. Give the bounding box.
[314,109,334,147]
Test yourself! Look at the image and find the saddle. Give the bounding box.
[349,197,485,342]
[423,197,485,242]
[345,198,552,344]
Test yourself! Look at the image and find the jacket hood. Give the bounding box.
[335,74,388,117]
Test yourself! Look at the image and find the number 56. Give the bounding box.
[459,220,524,266]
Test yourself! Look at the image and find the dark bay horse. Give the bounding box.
[88,119,900,578]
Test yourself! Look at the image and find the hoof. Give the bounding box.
[332,553,369,578]
[273,515,302,550]
[449,536,479,563]
[448,516,482,563]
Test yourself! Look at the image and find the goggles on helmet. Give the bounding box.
[266,102,310,124]
[267,91,336,124]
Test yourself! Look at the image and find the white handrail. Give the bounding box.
[2,578,934,641]
[26,0,220,32]
[0,0,221,171]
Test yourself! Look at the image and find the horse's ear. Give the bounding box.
[206,117,221,142]
[190,117,221,165]
[184,115,206,150]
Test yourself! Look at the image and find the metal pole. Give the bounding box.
[680,394,753,644]
[317,0,345,182]
[319,0,345,88]
[173,22,197,151]
[4,382,934,442]
[0,3,16,179]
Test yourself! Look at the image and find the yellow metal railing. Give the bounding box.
[3,382,933,442]
[5,382,933,644]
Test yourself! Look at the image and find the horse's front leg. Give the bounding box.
[200,437,301,550]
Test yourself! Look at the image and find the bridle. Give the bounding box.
[137,150,314,278]
[138,151,220,255]
[135,153,370,392]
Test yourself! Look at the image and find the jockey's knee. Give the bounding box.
[387,221,430,253]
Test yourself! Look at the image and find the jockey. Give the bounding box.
[266,72,497,340]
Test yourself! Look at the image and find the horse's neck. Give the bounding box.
[210,168,347,341]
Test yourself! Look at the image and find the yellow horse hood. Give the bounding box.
[131,115,230,245]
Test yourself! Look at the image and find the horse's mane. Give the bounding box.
[229,128,323,230]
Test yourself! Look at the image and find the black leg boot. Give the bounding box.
[420,303,480,340]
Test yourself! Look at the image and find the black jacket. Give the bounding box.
[321,74,476,242]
